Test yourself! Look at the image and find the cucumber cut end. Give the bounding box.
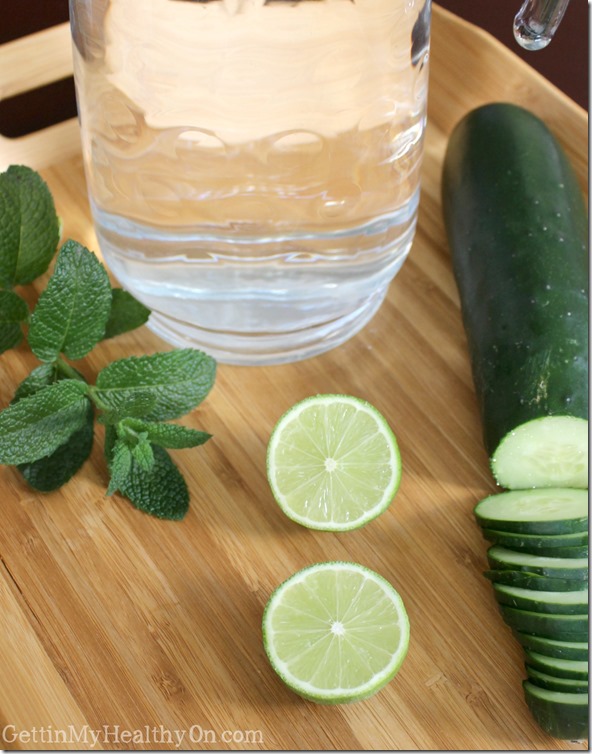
[475,488,589,535]
[491,416,588,490]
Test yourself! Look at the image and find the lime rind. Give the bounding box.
[266,395,401,531]
[262,561,410,704]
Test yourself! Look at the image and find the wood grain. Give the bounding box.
[0,6,588,750]
[0,22,80,171]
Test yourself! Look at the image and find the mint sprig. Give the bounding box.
[0,164,216,519]
[104,426,190,520]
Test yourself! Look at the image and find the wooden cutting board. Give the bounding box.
[0,6,587,750]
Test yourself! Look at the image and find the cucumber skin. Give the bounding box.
[515,632,589,661]
[523,682,589,740]
[476,514,589,537]
[527,545,589,559]
[482,529,588,552]
[485,570,588,593]
[526,665,588,694]
[493,585,588,615]
[487,547,589,581]
[442,103,588,457]
[524,651,589,680]
[499,605,589,641]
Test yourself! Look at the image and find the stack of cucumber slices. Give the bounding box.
[474,488,588,740]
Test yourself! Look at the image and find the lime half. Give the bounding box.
[266,394,401,531]
[262,561,410,703]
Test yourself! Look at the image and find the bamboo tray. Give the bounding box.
[0,6,588,751]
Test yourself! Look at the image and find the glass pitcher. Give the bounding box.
[69,0,431,365]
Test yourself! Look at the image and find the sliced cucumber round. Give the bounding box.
[524,650,588,681]
[526,665,588,694]
[499,606,588,641]
[487,546,588,580]
[523,682,589,740]
[494,584,588,615]
[515,633,588,661]
[486,540,589,558]
[482,528,588,553]
[491,417,588,490]
[485,570,587,593]
[474,488,588,535]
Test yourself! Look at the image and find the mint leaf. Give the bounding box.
[104,288,150,340]
[12,362,86,403]
[11,365,93,491]
[0,290,28,354]
[28,240,112,362]
[96,390,157,425]
[0,379,89,465]
[122,417,211,449]
[106,440,132,496]
[0,165,60,287]
[120,445,189,520]
[131,436,155,471]
[12,363,58,402]
[104,428,188,519]
[95,349,216,421]
[18,402,94,492]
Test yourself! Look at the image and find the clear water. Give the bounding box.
[71,0,430,364]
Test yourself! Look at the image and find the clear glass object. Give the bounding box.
[69,0,431,365]
[514,0,571,50]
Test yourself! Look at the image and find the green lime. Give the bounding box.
[266,394,401,531]
[262,561,410,703]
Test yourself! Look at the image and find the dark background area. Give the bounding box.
[0,0,588,140]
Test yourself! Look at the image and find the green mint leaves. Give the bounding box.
[0,290,29,353]
[104,288,151,340]
[0,165,60,287]
[29,240,112,361]
[106,430,190,520]
[0,164,216,520]
[95,349,216,421]
[0,380,90,465]
[11,363,95,492]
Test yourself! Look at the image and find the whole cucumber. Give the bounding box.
[442,103,588,489]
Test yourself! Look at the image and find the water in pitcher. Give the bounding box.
[71,0,431,363]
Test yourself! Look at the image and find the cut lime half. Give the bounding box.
[262,561,410,703]
[266,394,401,531]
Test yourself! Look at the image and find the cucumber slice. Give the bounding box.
[515,633,588,661]
[494,584,588,615]
[474,488,588,535]
[525,651,588,681]
[482,528,588,553]
[485,538,589,558]
[523,682,588,740]
[492,417,588,490]
[526,665,588,694]
[485,570,587,593]
[487,546,588,580]
[499,606,588,641]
